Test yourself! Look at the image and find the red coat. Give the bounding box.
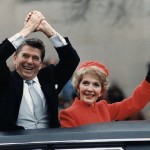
[59,80,150,128]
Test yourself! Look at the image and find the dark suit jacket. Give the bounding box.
[0,38,80,131]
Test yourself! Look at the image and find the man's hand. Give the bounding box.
[19,10,45,37]
[24,10,45,32]
[36,19,57,38]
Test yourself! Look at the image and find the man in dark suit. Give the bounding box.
[0,11,80,131]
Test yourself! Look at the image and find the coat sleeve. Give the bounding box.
[108,80,150,120]
[0,39,16,91]
[53,37,80,94]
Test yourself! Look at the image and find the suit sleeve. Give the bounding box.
[0,39,16,91]
[54,37,80,94]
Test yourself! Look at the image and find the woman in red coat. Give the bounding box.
[59,61,150,128]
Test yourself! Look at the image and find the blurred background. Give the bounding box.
[1,0,150,119]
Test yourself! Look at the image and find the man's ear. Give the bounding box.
[13,52,17,64]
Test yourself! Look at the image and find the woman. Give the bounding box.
[59,61,150,128]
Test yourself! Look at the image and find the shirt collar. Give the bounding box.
[24,76,39,84]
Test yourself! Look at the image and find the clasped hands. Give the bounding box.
[23,10,56,37]
[24,11,45,32]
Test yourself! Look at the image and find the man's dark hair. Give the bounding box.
[16,38,45,61]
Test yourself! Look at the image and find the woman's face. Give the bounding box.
[77,73,102,105]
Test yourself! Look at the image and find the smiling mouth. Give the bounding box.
[24,66,34,71]
[85,94,94,99]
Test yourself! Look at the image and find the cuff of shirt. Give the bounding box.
[8,33,25,49]
[49,32,67,48]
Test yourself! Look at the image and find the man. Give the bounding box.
[0,11,80,130]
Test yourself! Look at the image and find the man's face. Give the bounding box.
[13,45,42,80]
